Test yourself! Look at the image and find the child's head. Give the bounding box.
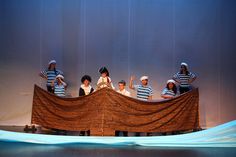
[99,67,109,77]
[140,76,148,86]
[48,60,56,70]
[166,79,175,89]
[118,80,126,91]
[166,79,177,94]
[81,75,92,86]
[180,62,189,74]
[56,74,64,83]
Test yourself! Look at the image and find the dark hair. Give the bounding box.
[166,83,177,94]
[48,64,56,70]
[99,67,109,77]
[118,80,126,86]
[81,75,92,83]
[180,65,189,75]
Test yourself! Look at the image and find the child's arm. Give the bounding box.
[172,73,180,84]
[59,78,67,89]
[97,77,102,85]
[51,79,55,87]
[129,76,135,90]
[79,88,83,96]
[161,94,174,99]
[110,82,115,89]
[39,70,47,79]
[189,73,197,83]
[148,95,153,100]
[161,89,174,99]
[107,77,115,89]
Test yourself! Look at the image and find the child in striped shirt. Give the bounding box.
[39,60,63,93]
[161,79,177,99]
[51,74,67,97]
[173,62,197,94]
[129,75,153,101]
[129,75,153,136]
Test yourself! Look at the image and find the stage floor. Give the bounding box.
[0,121,236,157]
[1,142,236,157]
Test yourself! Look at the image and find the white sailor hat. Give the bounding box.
[140,76,149,81]
[48,60,56,65]
[167,79,175,84]
[56,74,64,79]
[181,62,188,67]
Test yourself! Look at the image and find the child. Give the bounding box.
[129,75,153,136]
[97,67,115,89]
[39,60,63,93]
[116,80,130,97]
[129,75,153,101]
[79,75,94,96]
[78,75,94,136]
[173,62,197,94]
[51,74,67,97]
[161,79,177,99]
[115,80,130,137]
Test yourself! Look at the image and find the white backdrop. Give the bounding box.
[0,0,236,128]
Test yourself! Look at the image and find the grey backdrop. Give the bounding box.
[0,0,236,128]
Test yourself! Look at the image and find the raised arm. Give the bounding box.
[129,76,135,90]
[60,78,68,89]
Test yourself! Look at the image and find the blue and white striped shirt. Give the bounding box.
[161,88,176,97]
[134,85,153,101]
[41,69,63,86]
[173,72,196,87]
[54,83,66,97]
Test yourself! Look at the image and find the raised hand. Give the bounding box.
[130,76,136,81]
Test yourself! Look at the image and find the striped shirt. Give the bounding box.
[41,69,63,86]
[173,72,196,87]
[161,88,176,97]
[54,83,66,97]
[134,85,153,101]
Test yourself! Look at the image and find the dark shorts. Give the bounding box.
[179,86,190,94]
[47,86,54,93]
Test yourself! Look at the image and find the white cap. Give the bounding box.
[140,76,149,81]
[167,79,175,84]
[48,60,56,65]
[56,74,64,79]
[181,62,188,67]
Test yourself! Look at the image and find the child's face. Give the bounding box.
[101,73,107,78]
[83,80,90,86]
[181,65,187,71]
[50,63,56,69]
[118,83,125,91]
[141,79,148,86]
[57,78,62,83]
[168,83,174,89]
